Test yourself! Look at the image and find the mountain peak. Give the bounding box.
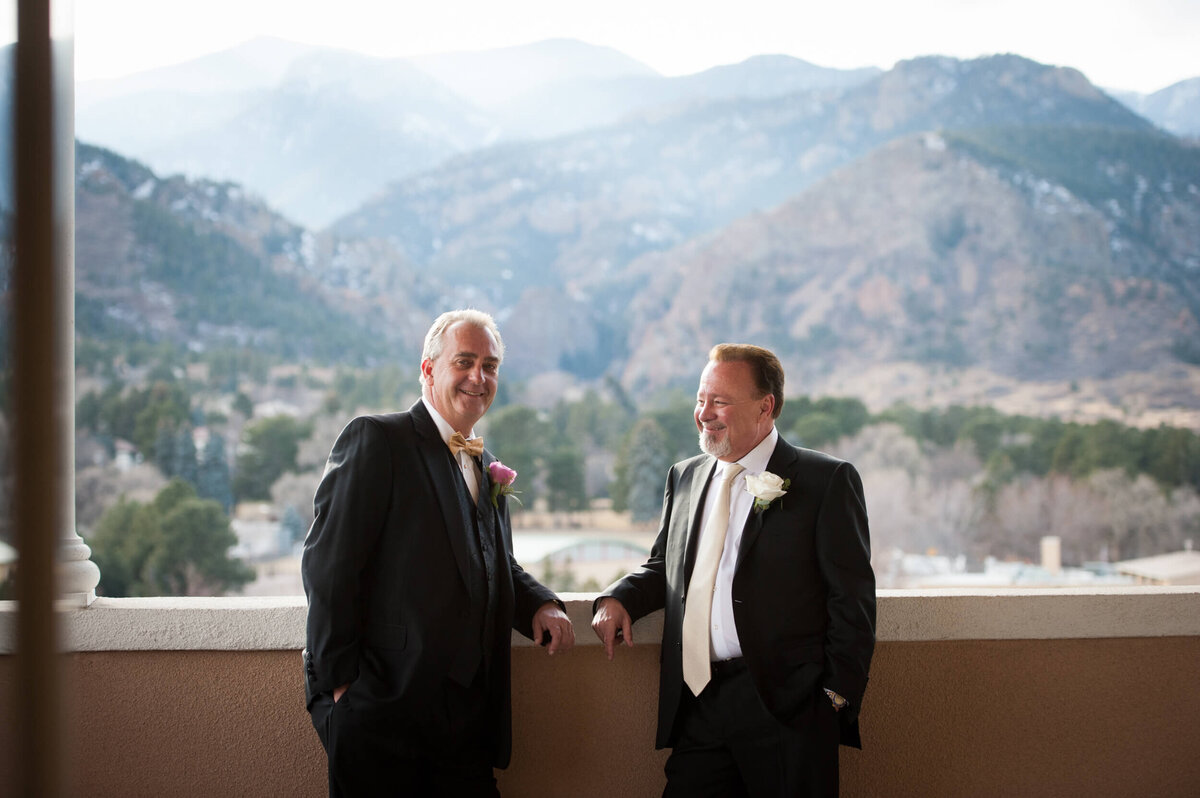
[870,53,1148,132]
[76,37,323,105]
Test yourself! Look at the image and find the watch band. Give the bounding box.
[824,687,849,711]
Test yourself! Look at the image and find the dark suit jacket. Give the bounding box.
[301,400,558,768]
[600,435,875,749]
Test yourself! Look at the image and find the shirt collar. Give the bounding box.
[716,426,778,480]
[421,396,476,447]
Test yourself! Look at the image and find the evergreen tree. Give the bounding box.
[131,382,191,456]
[197,433,234,513]
[790,412,841,449]
[89,479,253,597]
[88,498,148,597]
[233,415,312,502]
[550,389,635,453]
[154,424,178,476]
[545,444,588,513]
[281,504,307,545]
[155,494,253,595]
[483,405,551,507]
[779,396,870,448]
[625,418,672,523]
[233,392,254,419]
[172,426,199,487]
[644,394,704,464]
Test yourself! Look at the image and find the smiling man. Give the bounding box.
[593,343,875,797]
[302,308,574,797]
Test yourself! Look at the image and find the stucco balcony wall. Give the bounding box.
[2,588,1198,797]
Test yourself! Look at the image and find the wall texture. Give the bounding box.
[3,636,1199,797]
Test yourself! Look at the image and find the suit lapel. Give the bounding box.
[410,401,477,596]
[477,450,498,543]
[736,437,799,569]
[682,456,718,589]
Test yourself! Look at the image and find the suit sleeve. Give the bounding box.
[815,460,876,711]
[301,417,392,697]
[500,492,563,640]
[594,465,676,621]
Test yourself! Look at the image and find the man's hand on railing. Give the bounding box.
[592,597,634,661]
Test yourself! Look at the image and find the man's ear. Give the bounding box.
[760,394,775,419]
[420,359,433,383]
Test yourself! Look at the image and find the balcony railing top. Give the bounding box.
[2,586,1199,654]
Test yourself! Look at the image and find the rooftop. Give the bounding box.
[1116,549,1200,584]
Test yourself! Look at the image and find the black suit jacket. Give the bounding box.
[601,435,875,749]
[301,400,558,768]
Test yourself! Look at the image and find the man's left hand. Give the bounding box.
[532,602,575,655]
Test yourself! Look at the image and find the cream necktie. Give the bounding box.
[681,462,745,696]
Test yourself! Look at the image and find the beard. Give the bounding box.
[699,428,732,458]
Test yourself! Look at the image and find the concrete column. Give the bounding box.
[1041,536,1062,575]
[10,0,84,794]
[48,1,99,607]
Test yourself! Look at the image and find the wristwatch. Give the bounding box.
[824,688,848,711]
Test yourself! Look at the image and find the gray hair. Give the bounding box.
[419,309,505,383]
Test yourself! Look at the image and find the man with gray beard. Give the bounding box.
[593,343,875,797]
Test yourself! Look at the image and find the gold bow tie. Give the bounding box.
[447,431,484,458]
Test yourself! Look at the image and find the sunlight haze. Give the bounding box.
[61,0,1200,94]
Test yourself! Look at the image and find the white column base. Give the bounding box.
[58,532,101,607]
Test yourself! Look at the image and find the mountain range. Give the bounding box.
[65,41,1200,424]
[73,143,432,364]
[76,37,1198,229]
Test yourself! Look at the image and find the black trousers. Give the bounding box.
[663,659,840,798]
[311,672,500,798]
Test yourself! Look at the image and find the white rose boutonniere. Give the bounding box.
[745,471,790,513]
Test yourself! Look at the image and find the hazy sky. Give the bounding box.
[50,0,1200,93]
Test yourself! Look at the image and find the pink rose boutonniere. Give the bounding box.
[488,461,522,508]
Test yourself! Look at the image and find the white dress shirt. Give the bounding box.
[422,397,482,503]
[699,426,778,661]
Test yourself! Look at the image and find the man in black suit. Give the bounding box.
[593,343,875,797]
[303,308,574,797]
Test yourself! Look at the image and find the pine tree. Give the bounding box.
[483,405,551,507]
[625,418,671,523]
[197,433,234,513]
[545,444,588,513]
[281,504,307,545]
[172,426,199,488]
[232,415,311,502]
[154,424,177,476]
[88,479,254,597]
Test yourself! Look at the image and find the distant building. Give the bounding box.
[1116,548,1200,586]
[230,518,287,561]
[192,426,211,453]
[253,400,301,419]
[882,537,1135,588]
[113,439,141,472]
[512,533,650,589]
